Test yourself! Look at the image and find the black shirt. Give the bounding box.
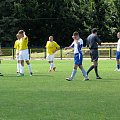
[87,34,101,49]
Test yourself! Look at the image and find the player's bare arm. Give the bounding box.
[64,46,72,50]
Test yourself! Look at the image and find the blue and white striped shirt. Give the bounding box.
[70,38,83,54]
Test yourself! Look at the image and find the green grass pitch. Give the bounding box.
[0,59,120,120]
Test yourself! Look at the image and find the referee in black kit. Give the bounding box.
[86,28,102,79]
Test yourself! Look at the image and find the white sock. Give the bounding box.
[28,64,32,73]
[20,65,24,74]
[71,69,77,79]
[81,68,88,79]
[17,63,20,73]
[51,62,54,69]
[50,63,52,70]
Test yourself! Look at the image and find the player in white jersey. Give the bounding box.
[115,32,120,71]
[64,31,89,81]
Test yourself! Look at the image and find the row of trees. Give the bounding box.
[0,0,120,47]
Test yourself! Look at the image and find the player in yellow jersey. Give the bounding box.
[14,34,20,73]
[46,36,60,72]
[18,30,32,76]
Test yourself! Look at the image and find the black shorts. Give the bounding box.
[90,49,98,62]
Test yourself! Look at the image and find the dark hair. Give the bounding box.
[73,31,79,36]
[91,28,97,33]
[18,30,25,34]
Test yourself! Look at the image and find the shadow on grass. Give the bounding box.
[1,74,53,78]
[87,78,120,82]
[32,74,53,77]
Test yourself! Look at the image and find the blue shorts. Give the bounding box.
[116,51,120,60]
[74,53,83,65]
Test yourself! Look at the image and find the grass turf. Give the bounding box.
[0,59,120,120]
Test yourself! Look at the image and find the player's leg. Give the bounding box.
[48,61,51,71]
[66,53,79,81]
[19,49,31,76]
[118,59,120,70]
[50,54,56,71]
[66,64,78,81]
[18,52,24,76]
[87,49,101,79]
[24,51,32,76]
[79,65,89,81]
[87,64,94,75]
[93,61,99,78]
[115,60,120,71]
[115,52,120,71]
[78,53,89,80]
[87,50,94,75]
[25,60,32,76]
[17,60,20,73]
[52,55,56,71]
[47,55,55,72]
[87,61,100,78]
[47,55,51,71]
[19,60,24,76]
[87,60,100,79]
[49,61,53,72]
[118,52,120,70]
[16,54,20,73]
[93,60,102,79]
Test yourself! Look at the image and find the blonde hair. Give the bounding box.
[18,30,25,34]
[49,36,53,39]
[16,34,19,37]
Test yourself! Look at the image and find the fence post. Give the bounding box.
[109,47,112,59]
[44,47,46,59]
[12,47,15,60]
[60,47,62,60]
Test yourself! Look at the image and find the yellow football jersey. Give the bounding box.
[19,36,28,51]
[46,41,60,55]
[14,40,20,54]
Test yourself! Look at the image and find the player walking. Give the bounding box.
[115,32,120,71]
[65,31,89,81]
[86,28,102,79]
[18,30,32,76]
[46,36,60,72]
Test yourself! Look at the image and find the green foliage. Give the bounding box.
[0,0,120,46]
